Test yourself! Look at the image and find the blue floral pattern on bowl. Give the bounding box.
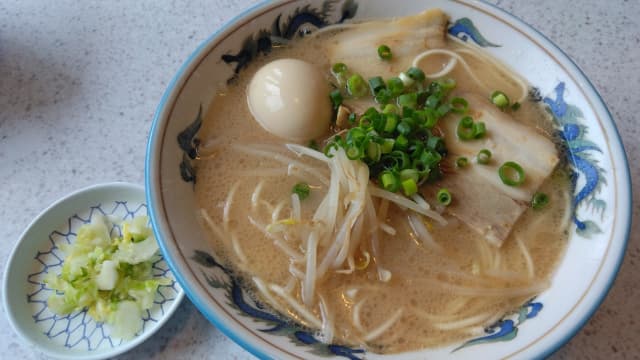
[192,250,365,360]
[26,201,181,350]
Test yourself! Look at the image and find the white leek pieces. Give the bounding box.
[44,215,169,340]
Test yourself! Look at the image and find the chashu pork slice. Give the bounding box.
[325,8,449,82]
[325,9,449,116]
[427,94,559,246]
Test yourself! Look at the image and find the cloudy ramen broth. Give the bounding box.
[194,9,570,353]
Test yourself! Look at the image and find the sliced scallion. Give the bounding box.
[406,67,426,82]
[332,62,347,75]
[387,77,404,96]
[437,188,452,206]
[383,114,398,133]
[477,149,492,164]
[380,171,400,192]
[450,97,469,114]
[347,74,368,97]
[400,168,420,183]
[398,93,418,109]
[499,161,526,186]
[396,120,413,136]
[329,89,342,109]
[456,156,468,168]
[382,103,399,115]
[490,90,510,110]
[368,76,386,95]
[377,44,392,60]
[292,182,311,200]
[473,121,486,138]
[401,178,418,196]
[531,192,549,209]
[457,116,476,140]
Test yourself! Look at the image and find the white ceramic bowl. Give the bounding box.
[145,1,632,359]
[2,182,184,359]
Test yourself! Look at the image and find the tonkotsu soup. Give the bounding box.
[194,9,570,353]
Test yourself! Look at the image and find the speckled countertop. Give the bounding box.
[1,0,638,359]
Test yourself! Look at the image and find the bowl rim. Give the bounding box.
[2,182,185,360]
[144,0,632,359]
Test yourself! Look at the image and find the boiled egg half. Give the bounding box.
[247,58,332,142]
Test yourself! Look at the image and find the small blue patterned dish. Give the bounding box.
[2,182,184,359]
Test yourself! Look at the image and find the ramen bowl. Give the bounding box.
[145,0,632,358]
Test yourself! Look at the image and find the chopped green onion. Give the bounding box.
[323,141,339,158]
[394,134,409,150]
[406,67,426,82]
[399,72,414,87]
[437,188,452,206]
[396,120,412,136]
[383,114,399,133]
[393,150,411,169]
[367,142,382,161]
[511,102,521,111]
[473,121,486,138]
[477,149,492,164]
[426,136,445,153]
[499,161,526,186]
[377,44,392,60]
[308,140,319,150]
[401,178,418,196]
[450,97,469,114]
[329,89,342,109]
[398,93,418,109]
[359,115,372,127]
[347,74,368,97]
[456,157,468,168]
[332,62,348,75]
[457,116,475,140]
[375,88,392,104]
[346,145,363,160]
[382,103,399,115]
[436,103,452,117]
[437,78,456,91]
[368,76,386,95]
[292,182,311,200]
[423,109,438,128]
[381,138,395,154]
[457,117,487,140]
[531,192,549,209]
[387,77,404,96]
[425,93,442,109]
[418,150,442,168]
[400,168,420,183]
[380,171,400,192]
[490,90,510,109]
